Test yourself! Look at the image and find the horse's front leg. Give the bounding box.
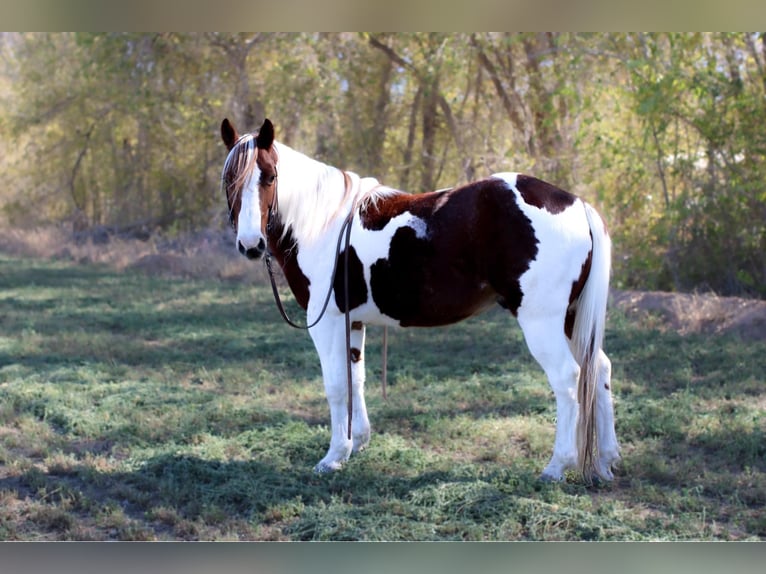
[349,322,371,453]
[310,316,370,473]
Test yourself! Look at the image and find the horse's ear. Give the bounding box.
[256,118,275,150]
[221,118,239,151]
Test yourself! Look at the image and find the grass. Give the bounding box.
[0,253,764,540]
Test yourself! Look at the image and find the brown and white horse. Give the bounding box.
[220,118,620,482]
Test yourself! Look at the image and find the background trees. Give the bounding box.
[595,33,766,296]
[1,32,764,297]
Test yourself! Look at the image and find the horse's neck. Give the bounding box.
[273,142,352,247]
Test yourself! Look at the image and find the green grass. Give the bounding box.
[0,253,764,540]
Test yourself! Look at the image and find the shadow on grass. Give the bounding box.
[0,255,319,378]
[0,444,560,541]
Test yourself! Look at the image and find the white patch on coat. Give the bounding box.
[299,208,425,327]
[491,172,591,316]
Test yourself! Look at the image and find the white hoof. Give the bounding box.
[352,431,370,453]
[539,470,565,482]
[313,460,344,474]
[540,456,573,482]
[595,465,614,482]
[595,453,620,481]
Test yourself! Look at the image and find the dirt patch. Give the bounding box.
[611,289,766,340]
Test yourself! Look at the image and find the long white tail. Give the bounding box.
[571,202,611,478]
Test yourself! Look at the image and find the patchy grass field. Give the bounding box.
[0,253,764,540]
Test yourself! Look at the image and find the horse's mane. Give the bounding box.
[222,133,404,245]
[268,142,407,245]
[357,180,401,212]
[220,134,258,216]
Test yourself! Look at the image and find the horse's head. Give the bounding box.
[220,118,278,260]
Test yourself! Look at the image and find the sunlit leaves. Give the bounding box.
[1,32,764,296]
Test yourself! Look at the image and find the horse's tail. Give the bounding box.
[571,201,611,480]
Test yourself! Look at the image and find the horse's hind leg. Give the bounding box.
[310,316,371,473]
[595,350,620,479]
[517,312,581,481]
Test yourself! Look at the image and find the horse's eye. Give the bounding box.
[262,174,276,186]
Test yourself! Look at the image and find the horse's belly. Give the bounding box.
[367,270,496,327]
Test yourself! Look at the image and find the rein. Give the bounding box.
[263,209,354,331]
[262,170,388,442]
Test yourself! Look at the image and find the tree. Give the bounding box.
[2,33,231,233]
[368,33,475,190]
[601,33,766,296]
[1,33,764,298]
[471,33,592,187]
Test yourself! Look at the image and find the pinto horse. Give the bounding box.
[220,118,620,482]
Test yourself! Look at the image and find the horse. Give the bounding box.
[219,117,620,482]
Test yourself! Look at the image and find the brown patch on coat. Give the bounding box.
[360,190,446,231]
[333,245,368,311]
[515,174,577,215]
[351,321,364,330]
[267,217,310,310]
[256,147,279,236]
[564,243,593,339]
[365,178,539,325]
[350,348,362,363]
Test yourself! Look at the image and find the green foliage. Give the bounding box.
[1,33,225,232]
[1,33,765,297]
[0,254,764,540]
[594,33,766,296]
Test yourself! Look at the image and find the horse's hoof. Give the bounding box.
[594,454,619,482]
[313,461,343,474]
[538,471,564,483]
[594,467,614,483]
[352,433,370,453]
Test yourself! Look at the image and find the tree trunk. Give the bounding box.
[400,86,422,190]
[420,75,439,191]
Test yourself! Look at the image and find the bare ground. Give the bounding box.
[2,225,765,341]
[610,289,766,341]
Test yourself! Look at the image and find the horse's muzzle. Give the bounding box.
[238,238,266,260]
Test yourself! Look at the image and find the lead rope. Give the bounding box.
[263,171,389,443]
[381,326,388,400]
[264,210,353,331]
[342,216,353,440]
[265,210,355,439]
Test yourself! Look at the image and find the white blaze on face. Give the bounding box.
[235,157,267,258]
[237,180,261,242]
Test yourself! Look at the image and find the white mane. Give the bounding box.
[272,141,400,246]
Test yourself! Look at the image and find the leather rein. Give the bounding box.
[262,169,387,443]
